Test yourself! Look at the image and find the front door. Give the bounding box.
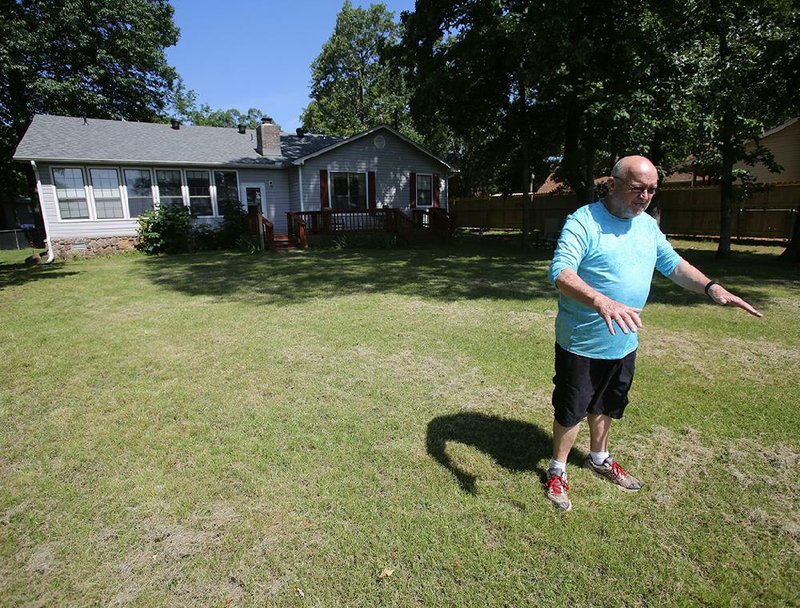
[241,182,267,216]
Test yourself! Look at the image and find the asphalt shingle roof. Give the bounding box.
[13,114,344,167]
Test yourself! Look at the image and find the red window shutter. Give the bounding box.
[432,173,440,208]
[410,172,417,208]
[368,171,376,214]
[320,169,329,209]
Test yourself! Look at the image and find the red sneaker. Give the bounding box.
[584,456,642,492]
[545,467,572,511]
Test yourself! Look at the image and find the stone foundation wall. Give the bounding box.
[52,236,138,259]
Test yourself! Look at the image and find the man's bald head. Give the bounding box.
[610,156,657,181]
[606,155,659,219]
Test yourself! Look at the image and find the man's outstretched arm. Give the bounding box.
[555,268,644,335]
[668,259,763,317]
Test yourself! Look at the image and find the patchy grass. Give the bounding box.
[1,238,798,607]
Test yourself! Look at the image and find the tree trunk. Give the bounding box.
[517,74,531,250]
[717,112,735,259]
[521,140,531,250]
[779,206,800,262]
[562,102,588,206]
[580,114,595,204]
[712,0,733,260]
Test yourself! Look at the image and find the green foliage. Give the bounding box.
[0,0,179,204]
[397,0,800,210]
[136,204,192,255]
[300,1,416,138]
[235,233,260,253]
[137,200,252,255]
[665,0,800,256]
[216,199,250,249]
[190,223,219,251]
[168,77,265,129]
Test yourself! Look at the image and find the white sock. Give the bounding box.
[549,459,567,473]
[590,451,609,466]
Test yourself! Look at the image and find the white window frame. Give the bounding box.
[213,169,240,216]
[88,167,126,220]
[52,166,92,222]
[415,173,433,208]
[154,168,186,210]
[185,169,214,218]
[329,170,368,210]
[122,167,157,218]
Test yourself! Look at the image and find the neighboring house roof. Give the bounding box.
[665,117,800,184]
[535,173,610,195]
[293,124,456,172]
[13,114,344,168]
[757,116,798,140]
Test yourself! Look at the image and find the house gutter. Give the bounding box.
[30,161,54,263]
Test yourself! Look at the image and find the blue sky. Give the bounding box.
[166,0,417,131]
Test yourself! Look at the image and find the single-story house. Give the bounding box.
[13,114,454,259]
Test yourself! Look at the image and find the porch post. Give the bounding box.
[320,169,329,209]
[368,171,376,215]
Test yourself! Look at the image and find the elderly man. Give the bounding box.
[545,155,761,511]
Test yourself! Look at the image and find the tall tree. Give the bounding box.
[400,0,800,259]
[398,1,560,198]
[0,0,179,206]
[398,1,673,203]
[301,1,412,137]
[677,0,800,258]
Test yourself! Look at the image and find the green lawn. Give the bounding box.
[1,237,798,607]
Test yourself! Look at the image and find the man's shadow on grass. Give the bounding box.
[426,412,586,494]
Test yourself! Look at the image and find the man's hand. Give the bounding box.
[708,284,763,318]
[593,294,643,336]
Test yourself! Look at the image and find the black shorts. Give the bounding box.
[551,343,637,427]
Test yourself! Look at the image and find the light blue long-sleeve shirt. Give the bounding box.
[548,201,682,359]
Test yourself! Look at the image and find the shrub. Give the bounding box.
[191,223,219,251]
[136,204,192,254]
[217,200,250,249]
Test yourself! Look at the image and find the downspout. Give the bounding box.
[30,161,54,263]
[298,162,305,212]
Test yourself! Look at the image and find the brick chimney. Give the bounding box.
[256,117,281,157]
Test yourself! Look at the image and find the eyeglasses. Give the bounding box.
[625,182,658,196]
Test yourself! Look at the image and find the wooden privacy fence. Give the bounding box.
[451,182,800,241]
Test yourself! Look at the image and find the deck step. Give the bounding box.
[270,234,298,251]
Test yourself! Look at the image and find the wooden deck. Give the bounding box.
[286,208,451,248]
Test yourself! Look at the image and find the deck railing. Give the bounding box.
[411,207,452,241]
[286,208,451,246]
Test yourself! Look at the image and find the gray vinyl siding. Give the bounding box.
[37,162,139,239]
[299,132,448,212]
[287,166,301,212]
[36,162,293,239]
[237,168,291,233]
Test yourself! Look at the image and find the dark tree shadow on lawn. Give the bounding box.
[0,259,80,290]
[133,237,793,309]
[426,411,586,494]
[135,244,557,306]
